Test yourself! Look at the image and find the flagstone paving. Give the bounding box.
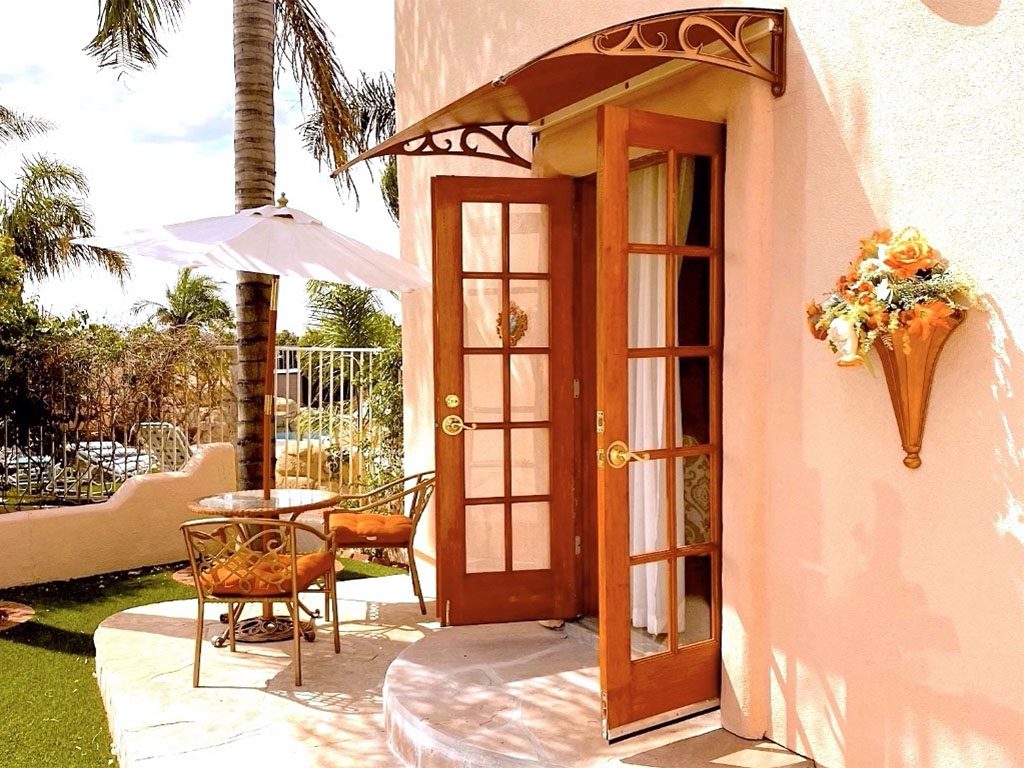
[95,575,813,767]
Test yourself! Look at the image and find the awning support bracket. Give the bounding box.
[400,123,531,169]
[591,10,786,97]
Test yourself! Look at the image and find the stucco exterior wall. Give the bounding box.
[0,443,237,588]
[395,2,1024,766]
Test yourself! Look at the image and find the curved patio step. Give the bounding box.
[383,621,738,768]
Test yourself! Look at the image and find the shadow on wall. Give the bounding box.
[918,0,1000,26]
[760,18,1024,768]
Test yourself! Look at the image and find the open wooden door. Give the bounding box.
[433,176,576,626]
[596,106,725,739]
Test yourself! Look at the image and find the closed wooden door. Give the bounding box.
[432,175,576,625]
[596,106,725,739]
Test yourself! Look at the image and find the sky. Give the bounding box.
[0,1,397,333]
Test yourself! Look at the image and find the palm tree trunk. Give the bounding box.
[232,0,276,490]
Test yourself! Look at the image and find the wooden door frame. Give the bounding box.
[432,175,578,625]
[574,175,600,617]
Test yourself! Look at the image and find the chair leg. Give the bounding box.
[193,597,204,688]
[408,543,426,615]
[323,556,336,623]
[289,600,302,686]
[227,601,237,652]
[330,566,341,654]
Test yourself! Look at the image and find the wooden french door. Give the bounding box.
[432,176,576,626]
[596,106,725,739]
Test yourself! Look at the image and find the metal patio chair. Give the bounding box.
[315,471,435,615]
[180,517,341,687]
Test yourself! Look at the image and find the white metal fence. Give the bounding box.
[0,345,384,511]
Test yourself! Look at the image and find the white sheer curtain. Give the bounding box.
[627,158,695,639]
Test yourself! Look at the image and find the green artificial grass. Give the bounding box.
[0,557,403,768]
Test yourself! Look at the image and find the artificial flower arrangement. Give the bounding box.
[806,227,977,366]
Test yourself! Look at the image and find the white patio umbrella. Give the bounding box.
[75,201,429,498]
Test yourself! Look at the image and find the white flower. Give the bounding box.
[874,278,892,302]
[857,257,891,279]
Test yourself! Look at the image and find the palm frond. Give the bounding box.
[84,0,187,72]
[0,153,129,281]
[275,0,361,195]
[380,155,398,223]
[298,71,396,207]
[0,105,53,145]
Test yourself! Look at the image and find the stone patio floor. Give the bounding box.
[95,575,814,767]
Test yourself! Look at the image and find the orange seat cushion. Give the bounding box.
[328,512,412,546]
[200,551,333,597]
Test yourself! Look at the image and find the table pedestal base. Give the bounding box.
[213,603,320,645]
[212,615,315,645]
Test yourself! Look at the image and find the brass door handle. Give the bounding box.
[605,440,650,469]
[441,414,478,436]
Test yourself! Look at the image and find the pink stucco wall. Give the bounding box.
[395,2,1024,766]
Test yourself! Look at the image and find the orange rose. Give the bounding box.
[883,227,938,279]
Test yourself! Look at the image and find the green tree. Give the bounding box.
[305,282,399,349]
[304,282,403,482]
[132,267,234,330]
[85,0,373,489]
[0,106,126,281]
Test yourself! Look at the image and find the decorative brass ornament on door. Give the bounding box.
[496,301,529,346]
[605,440,650,469]
[441,414,477,436]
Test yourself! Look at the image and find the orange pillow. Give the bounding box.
[200,551,333,597]
[328,512,412,546]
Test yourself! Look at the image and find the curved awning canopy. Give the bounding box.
[332,7,786,176]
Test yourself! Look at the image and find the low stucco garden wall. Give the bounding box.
[0,442,236,589]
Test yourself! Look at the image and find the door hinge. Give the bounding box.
[574,535,581,556]
[445,600,451,626]
[573,378,581,399]
[596,409,605,434]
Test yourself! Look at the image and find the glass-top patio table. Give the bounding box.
[187,488,341,644]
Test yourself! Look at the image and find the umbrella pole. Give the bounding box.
[263,276,279,500]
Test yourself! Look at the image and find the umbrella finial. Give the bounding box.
[276,192,288,208]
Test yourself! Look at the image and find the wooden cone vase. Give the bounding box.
[873,311,964,469]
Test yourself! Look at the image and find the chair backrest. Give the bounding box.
[406,471,436,526]
[133,422,191,472]
[180,517,326,599]
[340,471,436,525]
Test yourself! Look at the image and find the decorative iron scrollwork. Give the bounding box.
[400,123,531,168]
[593,10,786,97]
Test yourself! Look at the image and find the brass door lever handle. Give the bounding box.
[441,414,478,436]
[605,440,650,469]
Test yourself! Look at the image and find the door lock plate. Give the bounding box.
[445,393,460,408]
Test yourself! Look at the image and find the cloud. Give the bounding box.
[133,111,233,146]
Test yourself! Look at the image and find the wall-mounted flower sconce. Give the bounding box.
[807,227,976,468]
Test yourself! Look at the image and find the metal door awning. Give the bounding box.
[332,7,786,175]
